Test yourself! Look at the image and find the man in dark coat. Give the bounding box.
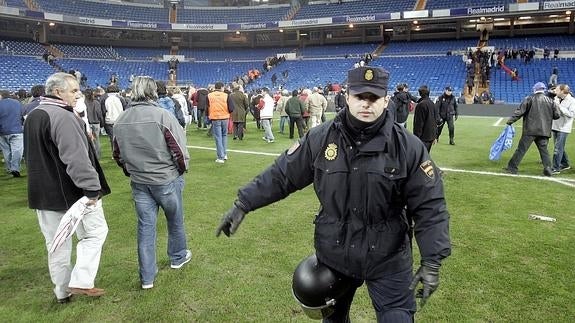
[413,85,438,152]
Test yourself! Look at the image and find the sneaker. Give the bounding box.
[215,159,225,164]
[171,250,192,269]
[559,165,571,171]
[141,283,154,290]
[223,155,228,160]
[262,136,268,141]
[551,169,561,175]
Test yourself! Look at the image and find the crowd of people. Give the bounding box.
[0,58,573,321]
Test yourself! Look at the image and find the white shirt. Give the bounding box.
[552,94,575,133]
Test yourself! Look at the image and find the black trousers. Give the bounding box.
[507,134,551,171]
[197,109,206,128]
[233,122,245,140]
[323,266,416,323]
[436,116,455,141]
[289,116,305,139]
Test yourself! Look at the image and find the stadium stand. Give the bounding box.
[176,5,289,24]
[0,55,54,90]
[179,47,294,61]
[1,33,574,104]
[299,42,380,58]
[34,0,168,22]
[425,0,517,10]
[294,0,416,19]
[383,39,476,55]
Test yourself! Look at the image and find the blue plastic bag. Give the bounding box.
[489,125,515,161]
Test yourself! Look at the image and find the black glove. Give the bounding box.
[215,202,246,237]
[454,114,458,121]
[409,261,440,308]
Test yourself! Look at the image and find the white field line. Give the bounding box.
[493,117,505,127]
[187,145,575,188]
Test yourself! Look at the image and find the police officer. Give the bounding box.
[436,86,458,145]
[216,67,451,322]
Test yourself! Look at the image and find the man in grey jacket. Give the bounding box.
[504,82,560,176]
[112,76,191,290]
[24,72,110,303]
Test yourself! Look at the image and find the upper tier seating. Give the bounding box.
[425,0,517,10]
[294,0,416,20]
[1,39,46,56]
[34,0,168,22]
[5,0,27,8]
[176,5,289,24]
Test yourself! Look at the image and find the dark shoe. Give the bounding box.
[68,287,105,297]
[57,295,72,304]
[449,140,455,145]
[10,171,20,177]
[543,167,553,177]
[551,169,561,175]
[503,167,518,175]
[559,165,571,171]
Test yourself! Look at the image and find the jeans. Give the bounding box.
[279,116,289,134]
[552,130,570,170]
[0,133,23,172]
[131,176,188,285]
[103,123,114,152]
[211,119,228,160]
[507,134,551,171]
[261,119,274,141]
[89,124,101,159]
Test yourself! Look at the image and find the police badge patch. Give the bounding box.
[324,143,337,160]
[419,160,435,179]
[364,69,374,81]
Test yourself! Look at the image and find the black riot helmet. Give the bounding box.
[292,254,353,320]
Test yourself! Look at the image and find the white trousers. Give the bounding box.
[310,113,322,128]
[37,201,108,299]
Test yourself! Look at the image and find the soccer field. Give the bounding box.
[1,115,574,322]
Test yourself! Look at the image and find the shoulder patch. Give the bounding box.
[287,141,301,155]
[419,160,435,179]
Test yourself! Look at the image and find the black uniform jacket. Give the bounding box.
[237,109,451,280]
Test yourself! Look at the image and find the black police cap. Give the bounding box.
[347,67,389,97]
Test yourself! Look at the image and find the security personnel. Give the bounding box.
[436,86,458,145]
[216,67,451,322]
